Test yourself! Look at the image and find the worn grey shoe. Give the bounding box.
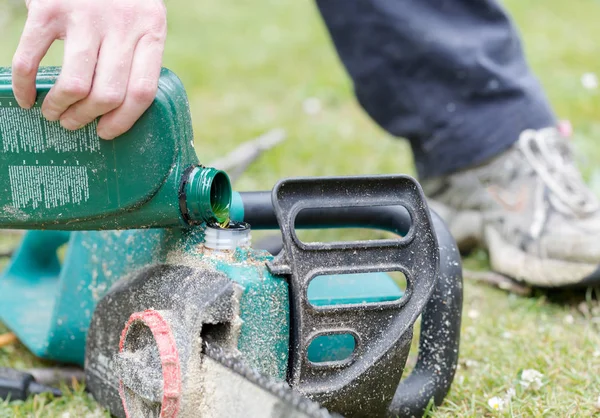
[422,127,600,287]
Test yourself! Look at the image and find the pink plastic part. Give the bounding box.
[119,309,182,418]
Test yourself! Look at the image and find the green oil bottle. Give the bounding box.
[0,67,231,230]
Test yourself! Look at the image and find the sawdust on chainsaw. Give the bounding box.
[1,204,28,221]
[166,245,289,380]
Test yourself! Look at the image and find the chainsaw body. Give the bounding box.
[0,68,463,417]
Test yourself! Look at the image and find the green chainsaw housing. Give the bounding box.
[0,226,402,374]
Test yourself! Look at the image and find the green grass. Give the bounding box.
[1,0,600,416]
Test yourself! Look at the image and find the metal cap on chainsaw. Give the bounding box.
[181,166,232,226]
[204,222,251,251]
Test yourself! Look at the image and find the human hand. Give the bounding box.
[12,0,167,139]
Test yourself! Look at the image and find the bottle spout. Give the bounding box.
[180,166,232,226]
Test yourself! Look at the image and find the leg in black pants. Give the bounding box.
[315,0,555,179]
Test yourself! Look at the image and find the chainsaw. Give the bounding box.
[0,68,462,417]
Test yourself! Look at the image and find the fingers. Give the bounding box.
[97,33,165,139]
[12,7,60,108]
[59,33,137,131]
[14,0,167,138]
[41,25,101,121]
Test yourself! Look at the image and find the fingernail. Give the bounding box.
[42,107,60,122]
[96,127,114,140]
[60,118,82,131]
[44,112,60,122]
[16,98,33,110]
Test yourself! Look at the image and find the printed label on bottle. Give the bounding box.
[0,106,100,154]
[8,165,90,209]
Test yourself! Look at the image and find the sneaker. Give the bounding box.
[422,127,600,287]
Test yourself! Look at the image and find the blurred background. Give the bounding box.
[0,0,599,416]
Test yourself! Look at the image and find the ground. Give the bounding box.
[0,0,599,416]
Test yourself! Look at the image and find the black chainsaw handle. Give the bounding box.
[238,191,462,417]
[237,191,412,234]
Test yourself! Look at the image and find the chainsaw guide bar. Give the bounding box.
[200,343,336,418]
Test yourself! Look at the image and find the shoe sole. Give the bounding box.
[485,226,598,287]
[428,200,598,287]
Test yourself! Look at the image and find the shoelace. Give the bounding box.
[518,128,599,217]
